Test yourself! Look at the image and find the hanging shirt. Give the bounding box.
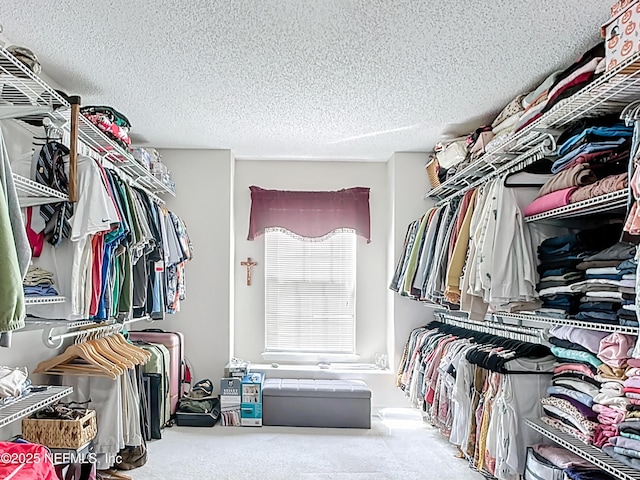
[29,155,119,320]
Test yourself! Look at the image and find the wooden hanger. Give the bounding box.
[106,334,150,364]
[34,343,119,379]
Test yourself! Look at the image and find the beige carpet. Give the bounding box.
[128,409,483,480]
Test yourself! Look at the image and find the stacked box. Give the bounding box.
[220,378,241,426]
[224,359,250,379]
[602,1,640,71]
[241,373,264,427]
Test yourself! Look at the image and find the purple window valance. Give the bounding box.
[247,186,371,243]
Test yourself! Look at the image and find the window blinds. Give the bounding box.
[264,229,356,354]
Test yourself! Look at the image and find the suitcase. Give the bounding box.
[130,329,185,416]
[134,341,171,430]
[175,411,219,427]
[143,373,163,439]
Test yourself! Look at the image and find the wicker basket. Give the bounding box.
[425,157,441,189]
[22,410,97,449]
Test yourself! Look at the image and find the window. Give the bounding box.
[264,228,356,356]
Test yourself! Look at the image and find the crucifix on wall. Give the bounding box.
[241,257,258,286]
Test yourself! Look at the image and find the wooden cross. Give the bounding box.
[241,257,258,286]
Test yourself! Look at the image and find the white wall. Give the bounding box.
[387,152,435,372]
[141,149,234,383]
[233,160,389,365]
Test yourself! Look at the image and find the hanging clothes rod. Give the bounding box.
[42,321,121,349]
[434,311,543,343]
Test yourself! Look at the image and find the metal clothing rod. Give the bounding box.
[434,311,543,342]
[42,321,122,349]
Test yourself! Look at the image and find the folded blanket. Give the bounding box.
[600,382,624,396]
[549,326,609,355]
[525,187,577,216]
[532,443,595,470]
[554,362,597,377]
[610,435,640,451]
[551,346,603,368]
[596,404,626,425]
[541,397,599,436]
[547,390,597,418]
[593,392,630,407]
[598,364,627,380]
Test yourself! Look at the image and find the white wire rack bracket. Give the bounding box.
[0,386,73,429]
[525,418,640,480]
[24,296,65,306]
[432,137,554,206]
[13,174,68,202]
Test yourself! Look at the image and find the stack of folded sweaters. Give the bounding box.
[543,326,606,444]
[600,358,640,470]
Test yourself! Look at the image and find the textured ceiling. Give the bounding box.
[0,1,612,161]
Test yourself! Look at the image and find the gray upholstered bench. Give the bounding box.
[262,378,371,429]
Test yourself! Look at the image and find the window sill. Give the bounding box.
[250,363,394,375]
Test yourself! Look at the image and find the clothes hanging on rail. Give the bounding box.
[63,366,145,470]
[397,322,555,479]
[391,177,541,319]
[0,126,30,336]
[12,147,192,322]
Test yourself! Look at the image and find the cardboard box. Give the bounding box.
[220,377,241,427]
[224,359,250,378]
[241,373,264,426]
[613,0,635,17]
[602,1,640,71]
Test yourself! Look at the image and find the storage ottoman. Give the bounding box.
[262,378,371,429]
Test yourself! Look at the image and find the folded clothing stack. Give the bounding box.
[516,43,606,133]
[22,265,58,297]
[576,242,636,326]
[536,225,623,318]
[523,115,631,217]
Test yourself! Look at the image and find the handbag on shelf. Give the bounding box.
[435,140,468,169]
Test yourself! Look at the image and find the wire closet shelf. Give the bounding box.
[0,46,175,198]
[525,418,640,480]
[427,50,640,204]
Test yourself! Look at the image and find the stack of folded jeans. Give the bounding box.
[576,242,636,326]
[617,259,638,327]
[536,226,623,318]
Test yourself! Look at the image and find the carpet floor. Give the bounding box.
[127,410,483,480]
